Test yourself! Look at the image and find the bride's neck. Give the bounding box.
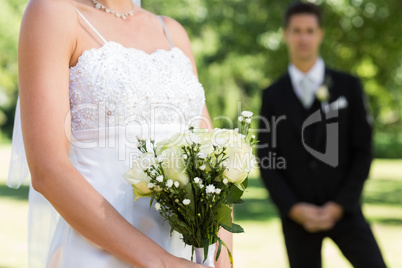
[95,0,135,12]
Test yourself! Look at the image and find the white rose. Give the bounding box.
[221,131,255,186]
[238,116,244,122]
[199,164,206,171]
[215,188,222,194]
[195,130,215,156]
[182,199,191,205]
[160,147,190,187]
[245,118,251,124]
[154,203,161,211]
[123,153,157,200]
[155,132,190,155]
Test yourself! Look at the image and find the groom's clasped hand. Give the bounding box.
[289,202,344,233]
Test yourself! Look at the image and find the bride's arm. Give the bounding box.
[18,1,204,268]
[162,16,233,268]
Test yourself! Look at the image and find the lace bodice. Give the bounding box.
[68,41,205,132]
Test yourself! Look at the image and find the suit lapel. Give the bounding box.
[312,68,336,150]
[280,73,305,139]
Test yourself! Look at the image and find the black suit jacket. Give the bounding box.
[257,67,373,218]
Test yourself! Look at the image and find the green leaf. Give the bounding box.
[149,195,155,209]
[211,233,233,268]
[183,182,195,211]
[226,177,248,203]
[226,185,244,204]
[232,199,245,204]
[220,222,244,233]
[214,204,232,227]
[203,237,210,263]
[215,237,222,262]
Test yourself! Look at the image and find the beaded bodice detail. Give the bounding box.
[69,41,205,132]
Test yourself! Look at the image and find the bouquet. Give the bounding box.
[123,111,257,267]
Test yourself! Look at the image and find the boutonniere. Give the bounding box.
[316,75,332,113]
[315,84,329,102]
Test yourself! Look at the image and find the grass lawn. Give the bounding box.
[0,144,401,267]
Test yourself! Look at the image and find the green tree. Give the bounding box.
[1,0,401,156]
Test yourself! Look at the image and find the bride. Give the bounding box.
[9,0,232,267]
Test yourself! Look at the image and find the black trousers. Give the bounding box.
[281,209,387,268]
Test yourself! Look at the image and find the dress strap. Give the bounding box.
[158,16,175,47]
[75,8,108,44]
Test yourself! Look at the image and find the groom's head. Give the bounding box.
[283,2,324,63]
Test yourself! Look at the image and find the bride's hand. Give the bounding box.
[167,257,213,268]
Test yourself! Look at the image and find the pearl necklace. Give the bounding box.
[92,0,134,20]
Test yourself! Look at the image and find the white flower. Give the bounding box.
[245,118,251,124]
[212,137,228,147]
[206,184,216,194]
[215,188,222,194]
[199,164,206,171]
[251,135,255,139]
[241,111,253,118]
[183,154,188,160]
[223,178,229,185]
[147,183,155,189]
[156,155,164,163]
[156,175,164,182]
[155,133,189,155]
[238,116,244,122]
[154,203,161,211]
[182,199,191,205]
[160,147,190,187]
[188,133,201,144]
[197,152,207,159]
[174,181,180,188]
[316,85,329,102]
[219,130,255,186]
[166,179,173,188]
[199,183,205,189]
[194,177,201,184]
[123,153,157,200]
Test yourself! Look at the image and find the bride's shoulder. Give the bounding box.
[21,0,78,36]
[158,16,191,45]
[23,0,77,18]
[19,0,78,65]
[156,15,196,67]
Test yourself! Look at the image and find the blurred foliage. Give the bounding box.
[1,0,401,157]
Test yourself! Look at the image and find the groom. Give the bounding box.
[257,2,386,268]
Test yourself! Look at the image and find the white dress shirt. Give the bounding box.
[288,58,325,108]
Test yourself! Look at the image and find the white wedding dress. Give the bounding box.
[8,7,205,268]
